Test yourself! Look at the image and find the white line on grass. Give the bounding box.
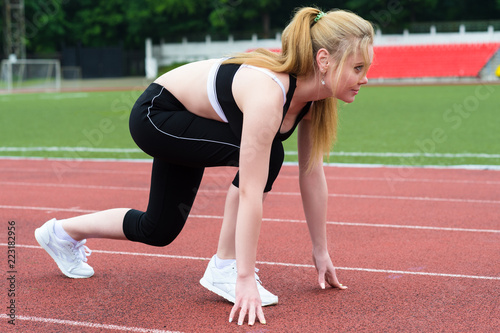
[2,147,500,159]
[2,155,500,170]
[0,93,90,101]
[39,92,90,99]
[0,314,180,333]
[1,205,498,234]
[3,243,499,281]
[288,151,500,158]
[0,147,142,153]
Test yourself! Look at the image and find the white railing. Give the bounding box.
[145,26,500,79]
[374,25,500,45]
[146,33,281,78]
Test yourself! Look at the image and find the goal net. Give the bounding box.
[0,59,61,93]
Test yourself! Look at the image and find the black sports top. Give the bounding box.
[214,63,312,142]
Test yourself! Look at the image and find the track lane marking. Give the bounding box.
[3,244,499,281]
[0,181,147,191]
[2,157,500,183]
[2,181,499,204]
[0,205,498,233]
[2,170,500,186]
[0,314,181,332]
[2,147,500,159]
[192,214,500,234]
[273,191,500,204]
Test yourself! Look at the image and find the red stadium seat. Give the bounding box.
[368,43,500,79]
[245,43,500,79]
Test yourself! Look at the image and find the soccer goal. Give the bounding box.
[0,59,61,93]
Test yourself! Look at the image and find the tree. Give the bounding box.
[9,0,500,56]
[23,0,67,54]
[208,0,282,37]
[345,0,440,32]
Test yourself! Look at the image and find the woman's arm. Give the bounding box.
[297,118,348,290]
[297,117,329,259]
[229,68,285,325]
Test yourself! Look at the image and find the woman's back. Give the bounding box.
[154,59,221,121]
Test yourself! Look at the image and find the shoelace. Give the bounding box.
[73,239,92,262]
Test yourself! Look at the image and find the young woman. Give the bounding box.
[35,7,374,326]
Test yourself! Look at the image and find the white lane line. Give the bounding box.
[1,206,498,234]
[0,314,180,332]
[191,214,500,234]
[210,173,500,186]
[3,147,500,159]
[271,191,500,205]
[259,261,500,281]
[2,171,500,185]
[0,205,97,213]
[0,147,143,153]
[3,157,500,179]
[0,167,151,175]
[0,181,147,191]
[292,175,500,185]
[3,244,499,281]
[2,156,500,171]
[2,181,498,204]
[287,151,500,158]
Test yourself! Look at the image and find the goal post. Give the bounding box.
[0,59,61,93]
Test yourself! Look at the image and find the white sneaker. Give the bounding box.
[200,255,278,306]
[35,218,94,278]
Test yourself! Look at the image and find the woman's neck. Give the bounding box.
[295,74,332,102]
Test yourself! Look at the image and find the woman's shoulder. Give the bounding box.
[234,65,290,92]
[232,66,291,112]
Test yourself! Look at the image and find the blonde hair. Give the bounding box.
[224,7,374,169]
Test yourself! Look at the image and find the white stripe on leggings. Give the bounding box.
[146,86,240,149]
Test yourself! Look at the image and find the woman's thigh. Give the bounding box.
[129,94,240,168]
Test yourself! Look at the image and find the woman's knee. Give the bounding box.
[142,231,179,247]
[123,209,184,247]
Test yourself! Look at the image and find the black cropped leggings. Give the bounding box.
[123,83,284,246]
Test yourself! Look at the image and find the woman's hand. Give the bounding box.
[312,250,348,290]
[229,275,266,325]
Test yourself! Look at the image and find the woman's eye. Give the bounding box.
[355,66,363,72]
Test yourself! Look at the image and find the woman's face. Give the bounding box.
[331,45,373,103]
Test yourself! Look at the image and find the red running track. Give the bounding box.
[0,158,499,332]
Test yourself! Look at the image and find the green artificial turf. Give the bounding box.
[1,84,499,166]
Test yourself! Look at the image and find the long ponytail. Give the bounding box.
[224,7,374,170]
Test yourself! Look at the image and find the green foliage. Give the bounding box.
[23,0,67,53]
[9,0,500,55]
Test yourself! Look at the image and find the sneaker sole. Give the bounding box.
[199,277,278,307]
[34,228,93,279]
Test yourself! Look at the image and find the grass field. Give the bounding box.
[1,83,499,167]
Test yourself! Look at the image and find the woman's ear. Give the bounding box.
[316,48,331,73]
